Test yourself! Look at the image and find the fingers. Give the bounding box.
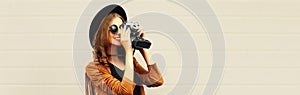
[120,27,130,41]
[138,28,145,38]
[120,27,132,49]
[125,28,131,39]
[138,28,144,33]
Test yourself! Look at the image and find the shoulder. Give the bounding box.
[86,61,99,71]
[85,61,109,73]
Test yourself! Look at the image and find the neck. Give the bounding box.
[107,45,118,55]
[107,45,125,64]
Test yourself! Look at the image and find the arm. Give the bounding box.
[123,50,135,83]
[133,57,164,87]
[134,28,164,87]
[139,49,153,65]
[120,24,136,83]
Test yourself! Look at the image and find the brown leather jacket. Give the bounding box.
[85,57,164,95]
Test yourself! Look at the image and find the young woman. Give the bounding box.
[85,4,164,95]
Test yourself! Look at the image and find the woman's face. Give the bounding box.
[108,17,123,46]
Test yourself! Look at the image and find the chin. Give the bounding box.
[111,42,121,46]
[113,44,121,46]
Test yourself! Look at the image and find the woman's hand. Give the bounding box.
[120,27,133,53]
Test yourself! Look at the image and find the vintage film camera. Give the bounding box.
[110,22,152,49]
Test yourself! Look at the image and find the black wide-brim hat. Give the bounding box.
[89,4,127,47]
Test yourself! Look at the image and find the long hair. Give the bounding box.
[93,13,125,63]
[86,13,125,95]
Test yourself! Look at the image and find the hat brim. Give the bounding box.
[89,4,127,47]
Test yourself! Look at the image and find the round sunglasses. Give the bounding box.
[109,24,120,34]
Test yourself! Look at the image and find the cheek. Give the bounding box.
[108,32,114,43]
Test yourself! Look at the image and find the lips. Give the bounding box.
[114,37,120,41]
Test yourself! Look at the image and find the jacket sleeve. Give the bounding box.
[133,58,164,87]
[86,62,136,95]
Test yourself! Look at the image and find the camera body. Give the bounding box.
[120,22,151,49]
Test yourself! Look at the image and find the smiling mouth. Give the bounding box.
[114,37,120,41]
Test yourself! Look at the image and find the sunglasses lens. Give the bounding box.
[109,24,118,34]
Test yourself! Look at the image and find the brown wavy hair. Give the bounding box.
[92,13,125,64]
